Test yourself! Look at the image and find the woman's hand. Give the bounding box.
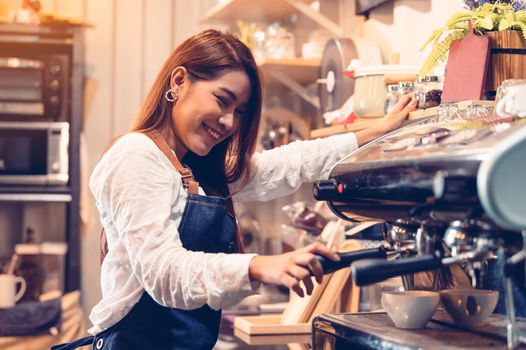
[248,243,340,297]
[355,94,417,146]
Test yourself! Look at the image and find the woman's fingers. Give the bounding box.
[292,253,324,283]
[302,242,340,261]
[284,264,316,296]
[281,274,304,297]
[390,93,415,114]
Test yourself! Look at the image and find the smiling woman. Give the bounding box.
[51,29,415,350]
[167,68,250,158]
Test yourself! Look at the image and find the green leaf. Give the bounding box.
[446,12,471,28]
[499,18,514,31]
[479,15,494,30]
[419,30,466,79]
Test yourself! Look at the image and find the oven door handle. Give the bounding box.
[0,57,43,69]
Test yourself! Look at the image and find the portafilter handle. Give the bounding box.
[351,254,442,286]
[316,247,388,274]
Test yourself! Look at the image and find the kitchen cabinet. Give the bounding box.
[0,23,84,293]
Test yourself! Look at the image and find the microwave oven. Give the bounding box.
[0,121,69,185]
[0,55,69,121]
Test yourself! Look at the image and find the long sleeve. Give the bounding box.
[232,132,358,202]
[88,134,257,333]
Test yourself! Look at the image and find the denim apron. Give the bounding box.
[52,131,237,350]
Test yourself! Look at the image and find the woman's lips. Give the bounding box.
[203,123,222,141]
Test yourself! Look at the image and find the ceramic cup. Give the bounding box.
[381,290,440,329]
[0,274,26,308]
[440,289,499,327]
[495,80,526,118]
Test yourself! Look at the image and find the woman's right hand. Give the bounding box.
[248,243,340,297]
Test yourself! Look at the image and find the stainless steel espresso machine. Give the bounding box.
[312,114,526,349]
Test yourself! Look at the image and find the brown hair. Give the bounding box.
[100,29,262,261]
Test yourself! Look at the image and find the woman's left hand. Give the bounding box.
[355,94,417,146]
[377,94,418,134]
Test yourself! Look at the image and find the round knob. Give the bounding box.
[49,95,59,107]
[49,64,61,76]
[49,79,60,91]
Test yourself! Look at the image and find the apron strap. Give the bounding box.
[144,130,199,195]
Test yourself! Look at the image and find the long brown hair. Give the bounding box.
[100,29,262,261]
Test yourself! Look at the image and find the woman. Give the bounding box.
[53,29,416,350]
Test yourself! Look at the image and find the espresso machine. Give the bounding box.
[312,114,526,349]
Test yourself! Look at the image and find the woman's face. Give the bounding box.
[169,68,251,158]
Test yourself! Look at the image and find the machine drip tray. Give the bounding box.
[313,311,526,349]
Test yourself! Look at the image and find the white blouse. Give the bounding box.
[88,131,358,334]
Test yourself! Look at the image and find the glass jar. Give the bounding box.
[396,81,416,101]
[384,84,400,114]
[437,102,460,122]
[463,103,489,121]
[416,76,443,109]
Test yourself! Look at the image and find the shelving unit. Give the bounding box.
[200,0,343,37]
[258,57,321,108]
[0,23,84,292]
[200,0,346,109]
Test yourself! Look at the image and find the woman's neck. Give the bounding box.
[159,126,187,160]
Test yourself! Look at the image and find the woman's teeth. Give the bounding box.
[204,124,220,140]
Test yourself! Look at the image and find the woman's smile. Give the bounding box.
[202,123,223,141]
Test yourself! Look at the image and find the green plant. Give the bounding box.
[419,2,526,78]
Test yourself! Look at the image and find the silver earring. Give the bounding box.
[165,89,178,102]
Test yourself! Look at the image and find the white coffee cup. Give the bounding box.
[0,274,26,308]
[495,81,526,118]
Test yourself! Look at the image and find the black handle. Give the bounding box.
[316,247,387,274]
[313,179,340,201]
[351,254,442,286]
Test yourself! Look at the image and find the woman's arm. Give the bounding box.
[93,135,258,310]
[231,95,417,202]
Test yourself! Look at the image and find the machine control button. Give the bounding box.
[49,79,60,91]
[49,63,61,76]
[49,95,60,107]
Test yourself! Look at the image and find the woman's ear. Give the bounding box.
[170,66,188,92]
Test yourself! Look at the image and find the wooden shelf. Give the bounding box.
[200,0,343,37]
[258,57,320,85]
[310,118,382,138]
[310,100,497,138]
[200,0,296,23]
[258,57,321,108]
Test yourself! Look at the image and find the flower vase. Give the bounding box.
[485,30,526,97]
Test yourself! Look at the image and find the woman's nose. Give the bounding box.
[219,112,234,131]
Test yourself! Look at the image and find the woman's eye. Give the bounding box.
[216,95,229,107]
[235,109,244,118]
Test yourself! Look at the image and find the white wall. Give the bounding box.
[343,0,465,68]
[23,0,467,324]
